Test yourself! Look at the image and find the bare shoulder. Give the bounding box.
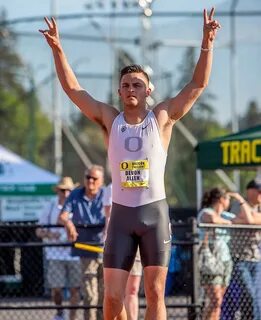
[153,100,175,129]
[99,102,120,133]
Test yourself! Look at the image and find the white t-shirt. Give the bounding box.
[103,183,112,207]
[38,198,79,261]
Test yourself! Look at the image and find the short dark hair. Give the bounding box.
[120,64,150,84]
[246,179,261,191]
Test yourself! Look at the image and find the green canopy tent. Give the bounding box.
[0,145,59,221]
[195,125,261,208]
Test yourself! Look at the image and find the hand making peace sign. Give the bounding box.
[203,7,221,43]
[39,17,60,49]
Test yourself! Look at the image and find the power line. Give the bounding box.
[1,10,261,26]
[13,31,139,45]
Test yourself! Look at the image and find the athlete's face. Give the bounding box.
[118,72,151,108]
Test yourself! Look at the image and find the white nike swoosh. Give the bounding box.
[164,239,171,244]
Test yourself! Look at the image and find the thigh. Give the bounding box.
[66,260,81,288]
[81,257,100,275]
[104,203,138,271]
[47,260,66,288]
[81,258,101,302]
[139,200,171,267]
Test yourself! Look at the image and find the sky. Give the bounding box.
[0,0,260,126]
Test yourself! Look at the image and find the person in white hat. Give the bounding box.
[36,177,80,320]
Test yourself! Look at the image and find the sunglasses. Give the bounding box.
[85,175,99,181]
[59,189,71,193]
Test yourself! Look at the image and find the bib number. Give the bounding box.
[120,160,149,188]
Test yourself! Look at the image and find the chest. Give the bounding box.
[111,119,159,154]
[72,198,103,221]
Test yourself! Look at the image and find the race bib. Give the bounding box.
[120,160,149,188]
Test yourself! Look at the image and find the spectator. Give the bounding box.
[103,183,142,320]
[36,176,81,320]
[198,187,246,320]
[59,165,105,320]
[246,179,261,212]
[221,179,261,320]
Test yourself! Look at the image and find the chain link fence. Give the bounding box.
[0,220,200,320]
[1,221,260,319]
[198,224,261,320]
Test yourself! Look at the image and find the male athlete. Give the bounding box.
[40,8,220,320]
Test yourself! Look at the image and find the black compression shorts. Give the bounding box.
[103,199,171,271]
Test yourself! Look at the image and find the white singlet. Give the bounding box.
[108,110,167,207]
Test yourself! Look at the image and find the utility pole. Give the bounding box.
[139,0,153,65]
[139,0,156,107]
[28,68,36,163]
[230,0,240,189]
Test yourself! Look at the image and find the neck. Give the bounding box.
[123,107,149,125]
[85,189,97,199]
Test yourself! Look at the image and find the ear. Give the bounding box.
[118,88,121,97]
[146,88,151,97]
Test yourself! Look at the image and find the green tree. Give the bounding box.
[0,10,53,169]
[239,100,261,130]
[65,112,109,182]
[238,100,261,191]
[165,47,228,207]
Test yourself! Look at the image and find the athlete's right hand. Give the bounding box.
[39,17,60,49]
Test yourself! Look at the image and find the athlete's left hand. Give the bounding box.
[203,7,221,43]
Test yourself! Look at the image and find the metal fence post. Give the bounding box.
[188,217,201,320]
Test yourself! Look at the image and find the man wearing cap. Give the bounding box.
[221,179,261,319]
[246,179,261,213]
[59,165,105,320]
[36,177,81,320]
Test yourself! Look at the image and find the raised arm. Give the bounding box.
[155,8,220,124]
[39,17,118,132]
[228,192,255,224]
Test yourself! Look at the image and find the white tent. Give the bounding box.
[0,145,59,222]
